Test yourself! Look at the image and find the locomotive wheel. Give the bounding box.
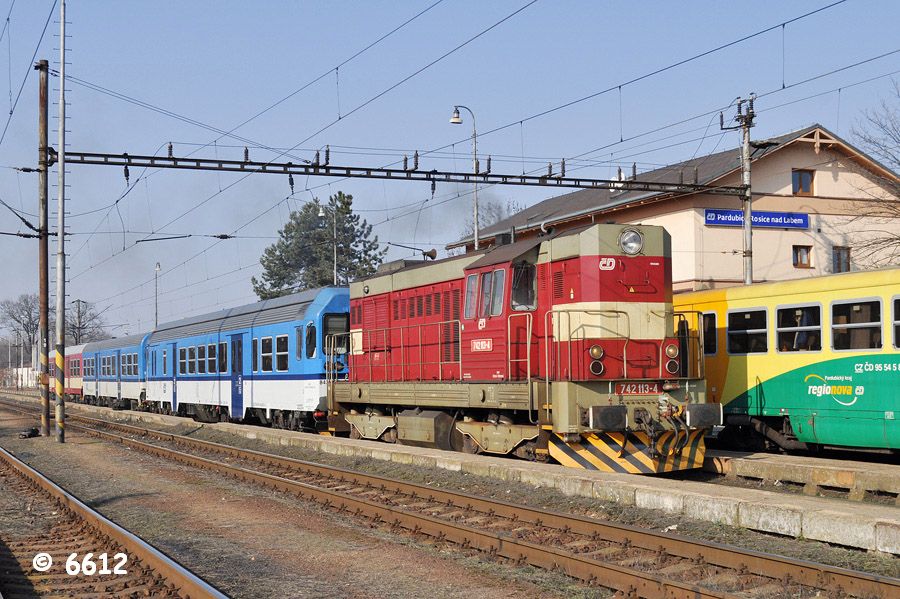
[349,425,361,440]
[462,435,482,455]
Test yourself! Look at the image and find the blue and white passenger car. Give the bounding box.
[82,334,151,408]
[144,287,349,429]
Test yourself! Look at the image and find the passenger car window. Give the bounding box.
[776,305,821,352]
[276,335,289,371]
[702,313,717,355]
[207,344,216,373]
[261,337,273,372]
[832,300,882,350]
[727,309,768,354]
[252,338,258,372]
[218,342,227,373]
[305,324,317,359]
[198,345,207,374]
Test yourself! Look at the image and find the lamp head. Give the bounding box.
[318,206,326,218]
[449,107,462,125]
[155,262,161,272]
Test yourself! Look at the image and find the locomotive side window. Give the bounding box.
[324,314,350,355]
[510,263,536,311]
[261,337,273,372]
[252,338,258,372]
[198,345,207,374]
[702,313,717,355]
[490,269,506,316]
[305,323,317,359]
[727,309,768,354]
[464,274,478,319]
[832,299,882,350]
[479,271,493,317]
[276,335,289,371]
[893,297,899,349]
[776,305,821,352]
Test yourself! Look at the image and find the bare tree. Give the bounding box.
[0,294,43,358]
[458,196,524,241]
[67,300,109,345]
[850,81,900,266]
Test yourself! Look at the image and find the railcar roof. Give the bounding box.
[83,334,148,353]
[149,287,336,342]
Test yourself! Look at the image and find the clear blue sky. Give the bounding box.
[0,0,897,335]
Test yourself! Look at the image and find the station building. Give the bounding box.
[447,124,899,292]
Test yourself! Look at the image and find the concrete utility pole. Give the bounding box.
[719,93,756,285]
[54,0,66,442]
[37,59,51,436]
[721,94,757,285]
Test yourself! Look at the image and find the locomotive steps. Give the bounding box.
[5,392,900,556]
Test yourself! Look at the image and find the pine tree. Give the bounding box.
[251,191,386,299]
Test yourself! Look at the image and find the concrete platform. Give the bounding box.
[705,450,900,503]
[5,393,900,555]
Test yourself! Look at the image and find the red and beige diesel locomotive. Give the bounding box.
[327,223,721,473]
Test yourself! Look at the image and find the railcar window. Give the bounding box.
[727,309,768,354]
[252,338,258,372]
[490,269,506,316]
[894,298,900,349]
[276,335,289,371]
[479,271,493,317]
[188,347,196,374]
[198,345,207,374]
[511,263,537,311]
[261,337,273,372]
[162,350,167,376]
[702,313,717,355]
[832,300,882,350]
[305,324,317,359]
[179,348,186,375]
[324,314,349,355]
[295,328,302,359]
[207,344,216,373]
[776,305,821,352]
[463,274,478,319]
[218,342,227,373]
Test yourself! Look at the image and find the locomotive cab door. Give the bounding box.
[229,334,244,420]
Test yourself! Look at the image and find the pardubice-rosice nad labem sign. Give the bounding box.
[704,209,809,229]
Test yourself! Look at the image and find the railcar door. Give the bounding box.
[230,334,244,420]
[115,349,122,404]
[170,342,178,412]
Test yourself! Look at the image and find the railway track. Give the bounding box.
[1,397,896,599]
[0,440,225,598]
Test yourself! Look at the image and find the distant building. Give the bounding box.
[447,125,899,292]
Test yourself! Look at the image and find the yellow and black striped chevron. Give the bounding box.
[549,429,705,473]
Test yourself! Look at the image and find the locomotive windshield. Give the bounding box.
[511,263,536,311]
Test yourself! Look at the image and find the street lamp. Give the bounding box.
[318,204,338,285]
[450,105,479,250]
[154,262,161,328]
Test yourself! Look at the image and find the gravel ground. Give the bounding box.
[0,410,610,599]
[181,424,900,578]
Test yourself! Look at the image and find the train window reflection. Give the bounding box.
[261,337,273,372]
[776,305,821,352]
[727,309,768,354]
[276,335,289,371]
[463,274,478,319]
[490,269,505,316]
[832,300,882,350]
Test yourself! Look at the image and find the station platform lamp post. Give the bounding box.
[449,105,479,250]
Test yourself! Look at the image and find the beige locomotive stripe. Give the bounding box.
[548,301,671,341]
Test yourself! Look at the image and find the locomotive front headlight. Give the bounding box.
[589,360,605,376]
[665,343,679,358]
[618,229,643,255]
[588,344,604,360]
[665,359,679,374]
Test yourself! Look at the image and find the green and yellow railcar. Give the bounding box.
[675,268,899,452]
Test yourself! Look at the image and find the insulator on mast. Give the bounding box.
[485,155,491,174]
[403,155,408,171]
[288,172,295,195]
[547,162,553,177]
[560,158,565,178]
[123,153,130,185]
[167,142,173,159]
[314,151,320,166]
[243,147,249,163]
[413,151,419,171]
[324,145,330,166]
[632,162,637,179]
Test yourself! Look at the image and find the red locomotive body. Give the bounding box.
[330,223,720,473]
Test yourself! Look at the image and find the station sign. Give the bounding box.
[704,209,809,229]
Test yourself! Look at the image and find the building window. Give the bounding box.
[261,337,273,372]
[792,169,814,196]
[832,300,881,350]
[727,309,768,354]
[792,245,812,268]
[702,313,717,355]
[276,335,289,371]
[832,246,850,273]
[776,305,821,352]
